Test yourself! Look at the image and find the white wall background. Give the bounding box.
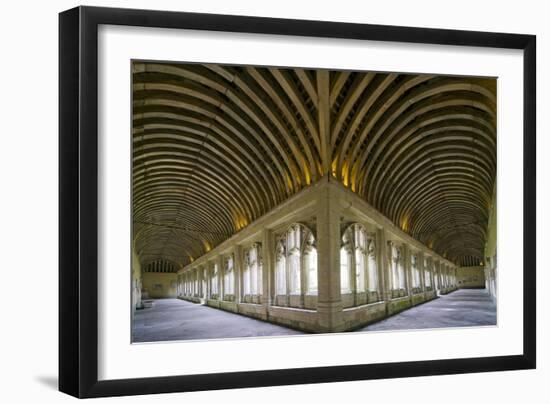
[0,0,546,403]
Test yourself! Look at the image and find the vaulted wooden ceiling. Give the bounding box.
[132,62,496,269]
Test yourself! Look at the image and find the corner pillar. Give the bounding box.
[316,184,343,332]
[261,229,274,307]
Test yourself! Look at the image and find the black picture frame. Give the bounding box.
[59,5,536,398]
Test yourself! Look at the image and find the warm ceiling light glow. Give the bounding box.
[285,172,294,191]
[235,216,249,231]
[400,215,410,232]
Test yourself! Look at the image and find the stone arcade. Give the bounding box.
[176,178,461,333]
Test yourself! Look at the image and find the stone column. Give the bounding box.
[403,243,412,298]
[377,227,390,303]
[262,229,274,307]
[218,255,224,301]
[316,185,343,332]
[196,268,200,297]
[453,267,457,288]
[206,264,212,300]
[428,257,435,291]
[197,267,201,297]
[436,260,442,293]
[350,243,358,307]
[199,267,205,299]
[234,245,243,303]
[418,251,426,293]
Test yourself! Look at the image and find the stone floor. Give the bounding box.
[132,298,302,342]
[132,289,496,342]
[358,288,497,332]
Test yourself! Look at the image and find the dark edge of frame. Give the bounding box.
[59,6,80,398]
[522,35,536,369]
[58,5,537,399]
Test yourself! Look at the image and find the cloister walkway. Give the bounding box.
[132,289,496,342]
[132,298,302,342]
[358,289,496,332]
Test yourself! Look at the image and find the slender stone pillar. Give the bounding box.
[199,267,205,299]
[435,260,443,294]
[234,245,243,303]
[403,243,412,298]
[218,255,224,301]
[350,243,358,307]
[430,258,435,290]
[206,264,212,300]
[377,227,390,303]
[418,251,426,293]
[196,268,200,297]
[316,184,343,332]
[262,229,274,307]
[193,267,201,297]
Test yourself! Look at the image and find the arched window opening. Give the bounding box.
[424,258,432,288]
[354,225,366,293]
[275,241,287,295]
[340,246,351,293]
[411,254,420,290]
[211,263,218,295]
[275,224,317,298]
[389,242,399,290]
[367,238,378,292]
[244,243,261,296]
[305,234,317,294]
[224,255,234,295]
[288,225,301,295]
[342,223,379,297]
[397,247,405,289]
[289,250,301,294]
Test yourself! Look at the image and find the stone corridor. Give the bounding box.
[132,289,496,342]
[358,289,496,332]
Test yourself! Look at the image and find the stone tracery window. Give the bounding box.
[354,225,366,292]
[341,224,378,294]
[224,255,234,295]
[288,225,301,294]
[275,240,286,294]
[211,263,218,295]
[398,247,405,289]
[340,241,351,293]
[244,243,261,296]
[304,233,318,294]
[389,242,405,291]
[275,224,317,296]
[411,253,420,289]
[367,237,378,292]
[424,257,432,288]
[389,242,398,290]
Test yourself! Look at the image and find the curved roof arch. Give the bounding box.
[133,62,496,268]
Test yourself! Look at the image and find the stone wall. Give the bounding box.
[142,272,177,298]
[457,266,486,288]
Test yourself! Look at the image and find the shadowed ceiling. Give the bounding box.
[132,62,496,269]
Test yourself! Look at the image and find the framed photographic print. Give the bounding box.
[59,5,536,398]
